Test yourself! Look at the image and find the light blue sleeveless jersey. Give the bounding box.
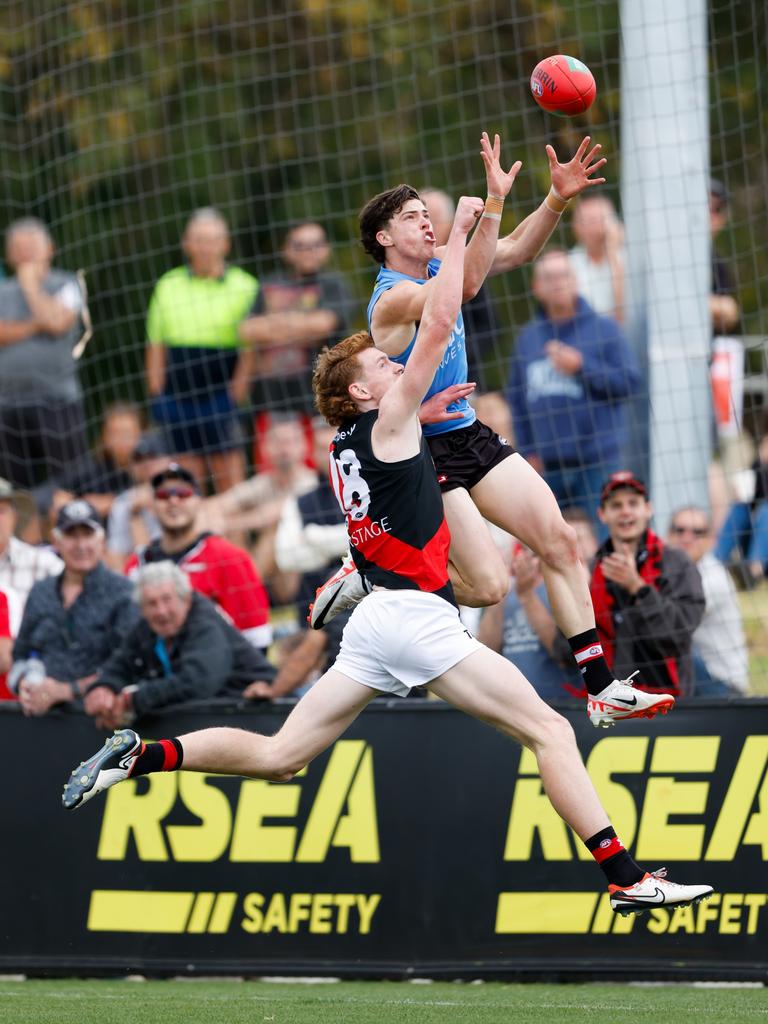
[366,257,476,437]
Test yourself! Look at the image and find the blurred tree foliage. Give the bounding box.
[0,0,764,412]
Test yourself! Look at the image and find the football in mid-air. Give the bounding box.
[530,55,596,116]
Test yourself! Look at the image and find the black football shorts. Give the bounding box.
[426,418,515,493]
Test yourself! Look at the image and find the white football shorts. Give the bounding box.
[333,588,482,697]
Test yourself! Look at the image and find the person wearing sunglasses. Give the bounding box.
[667,506,748,697]
[124,463,272,652]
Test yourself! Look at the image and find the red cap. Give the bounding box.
[600,471,647,505]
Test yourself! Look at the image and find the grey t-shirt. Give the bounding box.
[0,269,83,405]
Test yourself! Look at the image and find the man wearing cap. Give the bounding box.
[105,432,170,570]
[0,477,62,645]
[590,472,705,699]
[11,500,138,716]
[125,463,272,651]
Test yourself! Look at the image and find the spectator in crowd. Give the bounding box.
[273,418,348,618]
[591,472,705,698]
[478,508,597,700]
[105,431,170,571]
[709,179,740,335]
[145,207,258,493]
[126,463,272,651]
[11,500,138,716]
[245,610,352,703]
[421,188,501,389]
[0,477,62,639]
[667,505,748,696]
[568,195,625,322]
[714,430,768,587]
[49,402,143,520]
[0,217,87,489]
[506,249,640,524]
[83,561,276,729]
[206,415,317,584]
[0,590,11,700]
[239,220,355,448]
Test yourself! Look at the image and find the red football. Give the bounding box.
[530,54,596,116]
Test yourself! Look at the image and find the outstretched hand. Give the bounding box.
[480,132,523,198]
[546,136,606,200]
[419,382,477,425]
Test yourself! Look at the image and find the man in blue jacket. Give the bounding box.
[507,249,640,526]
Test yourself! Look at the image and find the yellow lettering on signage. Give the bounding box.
[741,769,768,858]
[309,893,334,934]
[503,778,572,860]
[239,893,381,935]
[635,778,709,860]
[695,893,721,933]
[744,894,767,934]
[262,892,289,933]
[229,780,301,862]
[575,737,649,861]
[705,737,768,860]
[719,893,743,935]
[356,894,381,934]
[97,775,177,861]
[667,902,696,934]
[634,737,719,861]
[240,892,265,934]
[288,893,313,933]
[296,743,380,863]
[646,908,669,935]
[335,893,356,933]
[166,774,232,862]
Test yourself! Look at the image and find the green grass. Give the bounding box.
[0,979,766,1024]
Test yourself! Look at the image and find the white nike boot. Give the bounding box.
[610,868,713,915]
[588,673,675,729]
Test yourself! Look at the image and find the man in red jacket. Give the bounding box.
[591,472,706,699]
[125,463,271,651]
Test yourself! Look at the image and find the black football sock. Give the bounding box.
[568,628,614,695]
[585,826,645,887]
[130,737,184,777]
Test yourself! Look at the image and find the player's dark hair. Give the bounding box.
[359,184,421,264]
[313,332,375,426]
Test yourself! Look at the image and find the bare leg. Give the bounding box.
[177,670,376,781]
[442,487,509,607]
[430,646,609,841]
[470,454,593,637]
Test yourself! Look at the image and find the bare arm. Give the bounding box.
[372,133,522,357]
[0,637,11,675]
[373,196,484,456]
[16,264,78,335]
[0,320,40,347]
[239,309,338,349]
[490,137,607,276]
[145,343,166,396]
[477,600,504,652]
[244,630,328,701]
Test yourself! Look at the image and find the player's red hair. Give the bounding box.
[313,332,375,426]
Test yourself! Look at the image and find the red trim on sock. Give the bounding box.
[159,738,179,772]
[592,836,625,863]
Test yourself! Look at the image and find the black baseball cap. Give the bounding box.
[150,462,200,492]
[600,471,648,505]
[55,499,103,533]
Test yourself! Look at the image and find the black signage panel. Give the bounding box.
[1,700,766,979]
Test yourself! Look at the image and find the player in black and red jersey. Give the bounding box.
[61,196,711,916]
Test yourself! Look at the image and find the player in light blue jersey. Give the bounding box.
[312,133,672,730]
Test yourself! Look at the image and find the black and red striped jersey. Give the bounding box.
[329,411,455,605]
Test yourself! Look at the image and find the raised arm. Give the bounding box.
[376,196,483,436]
[489,137,607,276]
